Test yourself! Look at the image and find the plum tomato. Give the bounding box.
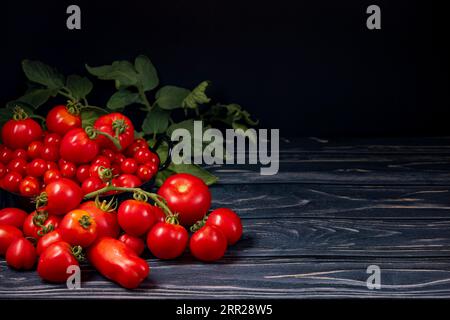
[119,234,145,256]
[0,208,28,228]
[6,237,37,270]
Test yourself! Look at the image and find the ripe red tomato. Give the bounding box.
[60,161,76,179]
[13,149,28,160]
[116,174,142,188]
[124,138,148,157]
[119,234,145,256]
[7,158,27,176]
[0,225,22,255]
[117,200,156,236]
[36,230,63,256]
[23,210,61,238]
[152,206,166,223]
[19,176,41,197]
[43,169,61,185]
[93,113,135,151]
[157,173,211,226]
[0,208,28,228]
[60,209,97,247]
[42,178,83,215]
[136,164,156,182]
[46,105,81,136]
[147,222,188,259]
[79,201,120,239]
[2,118,43,150]
[60,128,99,164]
[134,149,153,164]
[37,241,80,283]
[27,141,43,159]
[81,177,105,195]
[0,148,13,164]
[46,161,59,171]
[92,155,111,167]
[6,237,37,270]
[43,133,62,147]
[89,162,110,178]
[206,208,243,245]
[100,149,115,162]
[26,159,47,177]
[114,153,126,164]
[1,172,22,193]
[120,158,137,174]
[76,165,91,183]
[0,162,5,179]
[189,225,227,262]
[40,144,59,162]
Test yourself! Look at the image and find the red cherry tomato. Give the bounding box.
[46,105,81,135]
[120,158,138,174]
[110,162,122,176]
[93,113,135,151]
[59,209,97,247]
[134,149,153,164]
[89,162,110,178]
[46,161,59,171]
[60,128,99,164]
[152,206,166,223]
[124,138,148,157]
[42,178,83,215]
[100,149,115,162]
[81,177,105,195]
[23,210,61,238]
[116,174,142,188]
[40,144,59,162]
[6,237,37,270]
[0,148,13,164]
[27,141,43,159]
[157,173,211,226]
[37,241,80,283]
[0,162,5,179]
[206,208,243,245]
[36,230,63,256]
[13,149,28,161]
[19,176,41,197]
[43,169,62,185]
[92,155,111,167]
[43,133,62,147]
[136,164,156,182]
[60,161,76,179]
[0,208,28,228]
[147,222,188,259]
[114,153,126,164]
[26,159,47,177]
[76,165,91,183]
[0,225,23,255]
[1,172,22,193]
[189,225,227,262]
[117,199,156,236]
[2,117,43,150]
[7,158,27,176]
[79,201,120,238]
[119,234,145,256]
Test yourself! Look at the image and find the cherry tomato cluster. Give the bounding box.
[0,105,160,197]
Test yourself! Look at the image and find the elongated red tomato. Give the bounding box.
[6,237,37,270]
[206,208,242,245]
[0,225,22,255]
[119,234,145,256]
[117,200,156,236]
[60,128,99,164]
[93,113,134,151]
[147,222,188,259]
[88,237,149,289]
[2,118,43,150]
[37,241,80,283]
[59,209,97,248]
[0,208,28,228]
[41,178,83,215]
[46,105,81,135]
[36,230,63,256]
[189,225,227,262]
[79,201,120,238]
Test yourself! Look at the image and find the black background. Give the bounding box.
[2,0,448,137]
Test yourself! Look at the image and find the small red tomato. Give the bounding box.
[206,208,243,245]
[60,161,76,179]
[76,165,91,183]
[60,128,99,164]
[40,144,59,162]
[118,200,156,236]
[136,165,154,182]
[46,105,81,136]
[43,133,61,147]
[23,210,61,238]
[60,209,97,247]
[0,208,28,228]
[125,138,148,157]
[6,237,37,270]
[120,158,137,174]
[92,156,111,167]
[46,161,59,171]
[19,176,41,197]
[13,149,28,161]
[27,141,43,159]
[89,163,110,178]
[42,178,83,216]
[114,153,126,164]
[26,159,47,177]
[36,230,63,256]
[43,169,62,185]
[189,225,228,262]
[100,149,115,162]
[0,162,5,179]
[93,113,135,151]
[0,148,13,164]
[110,162,122,176]
[7,158,27,176]
[1,117,43,150]
[37,241,80,283]
[119,234,145,256]
[79,201,120,238]
[1,172,22,193]
[116,174,142,188]
[134,149,153,164]
[152,206,166,223]
[81,177,105,195]
[0,225,23,255]
[147,222,188,259]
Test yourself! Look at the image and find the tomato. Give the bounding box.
[37,241,80,283]
[89,162,110,178]
[110,162,122,176]
[152,206,166,223]
[147,222,188,259]
[40,144,59,162]
[13,149,28,160]
[46,161,59,171]
[36,230,63,256]
[0,208,28,228]
[189,225,227,262]
[114,153,126,164]
[6,237,37,270]
[79,201,120,239]
[116,174,141,188]
[0,225,22,255]
[1,172,22,193]
[27,141,43,159]
[124,138,147,157]
[136,164,155,182]
[19,176,41,197]
[41,178,83,215]
[60,128,99,164]
[59,209,97,247]
[7,158,27,176]
[92,155,111,167]
[134,149,152,164]
[26,159,47,177]
[43,169,61,185]
[0,162,5,179]
[81,177,105,195]
[88,237,149,289]
[60,161,76,179]
[76,165,91,183]
[93,113,135,151]
[100,149,115,162]
[120,158,137,174]
[0,148,13,164]
[2,118,43,150]
[46,105,81,135]
[23,210,61,238]
[158,173,211,226]
[43,133,61,147]
[206,208,243,245]
[119,234,145,256]
[117,200,156,236]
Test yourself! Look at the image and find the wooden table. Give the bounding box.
[1,137,450,299]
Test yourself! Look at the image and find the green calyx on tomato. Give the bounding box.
[94,195,118,213]
[71,245,85,262]
[78,215,93,229]
[32,209,54,237]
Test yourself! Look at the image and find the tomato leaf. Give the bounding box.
[86,61,138,88]
[155,168,175,187]
[155,86,190,110]
[134,55,159,92]
[168,163,218,185]
[22,60,65,90]
[142,107,170,134]
[182,81,211,109]
[15,88,57,108]
[66,75,93,100]
[106,89,140,110]
[81,109,104,128]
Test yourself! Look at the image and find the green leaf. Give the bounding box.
[168,163,218,185]
[16,88,58,108]
[167,119,196,136]
[66,75,93,100]
[22,60,65,90]
[134,55,159,91]
[155,86,190,110]
[155,169,175,187]
[106,89,140,110]
[142,107,170,134]
[86,61,138,88]
[182,81,211,109]
[81,109,104,128]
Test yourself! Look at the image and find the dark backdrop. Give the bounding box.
[2,0,448,137]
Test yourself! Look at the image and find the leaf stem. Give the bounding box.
[138,86,152,111]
